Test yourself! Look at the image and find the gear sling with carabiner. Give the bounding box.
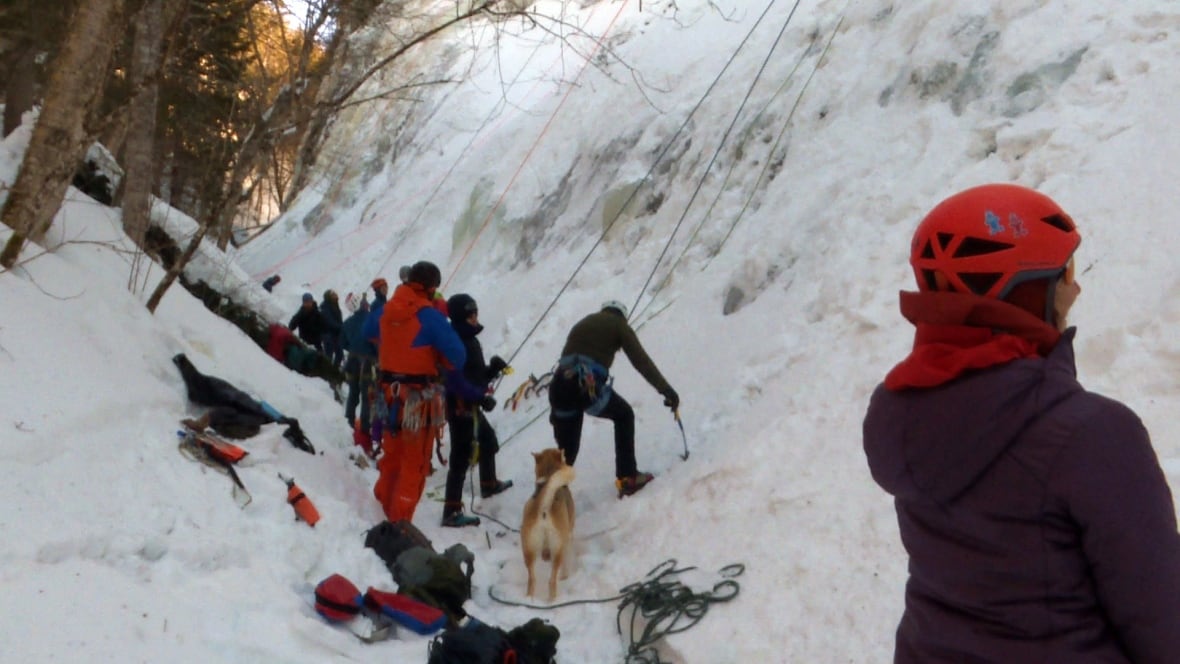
[372,373,447,522]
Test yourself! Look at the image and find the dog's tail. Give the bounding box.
[539,465,575,518]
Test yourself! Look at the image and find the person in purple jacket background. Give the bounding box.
[863,183,1180,663]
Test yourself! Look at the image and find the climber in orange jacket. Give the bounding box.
[371,261,477,523]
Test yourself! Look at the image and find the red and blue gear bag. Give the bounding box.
[314,574,363,623]
[364,587,446,635]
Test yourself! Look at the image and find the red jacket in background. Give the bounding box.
[267,323,298,363]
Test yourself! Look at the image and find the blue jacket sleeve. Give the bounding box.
[362,307,381,344]
[444,369,487,402]
[417,307,465,370]
[415,308,484,400]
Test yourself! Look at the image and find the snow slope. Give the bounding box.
[4,1,1180,661]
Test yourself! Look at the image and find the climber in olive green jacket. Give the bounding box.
[549,300,679,498]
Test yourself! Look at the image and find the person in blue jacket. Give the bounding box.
[341,294,374,456]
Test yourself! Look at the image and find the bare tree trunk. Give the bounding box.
[123,0,187,291]
[145,223,208,313]
[3,47,37,137]
[0,0,125,269]
[214,86,296,250]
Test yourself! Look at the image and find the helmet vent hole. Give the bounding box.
[959,272,1003,295]
[920,269,940,290]
[952,237,1014,258]
[919,240,935,259]
[1041,213,1075,232]
[935,232,954,251]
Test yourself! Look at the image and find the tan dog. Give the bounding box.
[521,448,576,601]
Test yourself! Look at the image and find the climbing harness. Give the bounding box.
[380,379,449,466]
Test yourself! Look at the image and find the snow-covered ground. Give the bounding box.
[4,1,1180,661]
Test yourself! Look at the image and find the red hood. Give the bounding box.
[884,291,1062,390]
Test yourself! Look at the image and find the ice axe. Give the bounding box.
[674,409,689,461]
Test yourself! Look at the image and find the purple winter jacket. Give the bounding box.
[864,329,1180,663]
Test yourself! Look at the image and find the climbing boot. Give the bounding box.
[441,511,481,528]
[480,479,514,499]
[616,472,655,498]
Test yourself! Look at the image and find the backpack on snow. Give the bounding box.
[427,619,514,664]
[426,617,560,664]
[505,618,560,664]
[394,544,475,626]
[365,520,472,625]
[365,519,433,570]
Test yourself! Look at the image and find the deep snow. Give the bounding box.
[4,1,1180,661]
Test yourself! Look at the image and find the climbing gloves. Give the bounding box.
[480,395,497,412]
[488,355,508,376]
[661,387,680,411]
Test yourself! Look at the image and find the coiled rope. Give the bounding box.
[488,558,744,664]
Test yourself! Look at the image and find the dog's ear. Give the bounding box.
[532,451,540,460]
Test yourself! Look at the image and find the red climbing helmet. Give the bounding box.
[910,183,1080,299]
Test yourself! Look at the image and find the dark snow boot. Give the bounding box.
[480,479,513,499]
[441,503,480,528]
[616,472,655,498]
[441,512,481,528]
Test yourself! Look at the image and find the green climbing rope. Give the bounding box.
[488,558,744,663]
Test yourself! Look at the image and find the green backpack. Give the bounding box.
[394,544,474,626]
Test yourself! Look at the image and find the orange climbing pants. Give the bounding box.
[372,382,445,523]
[373,426,434,522]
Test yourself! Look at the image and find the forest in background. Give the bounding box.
[0,0,534,305]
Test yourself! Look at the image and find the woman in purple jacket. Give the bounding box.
[863,184,1180,663]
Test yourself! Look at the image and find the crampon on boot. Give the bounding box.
[616,472,654,498]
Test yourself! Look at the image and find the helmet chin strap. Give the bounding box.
[1043,278,1059,327]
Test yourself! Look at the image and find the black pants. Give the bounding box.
[344,354,372,428]
[549,372,636,479]
[323,335,344,368]
[444,410,500,509]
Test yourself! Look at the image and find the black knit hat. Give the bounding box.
[447,293,477,319]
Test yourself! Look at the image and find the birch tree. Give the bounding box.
[0,0,126,269]
[122,0,188,292]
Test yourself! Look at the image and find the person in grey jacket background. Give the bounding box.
[863,184,1180,663]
